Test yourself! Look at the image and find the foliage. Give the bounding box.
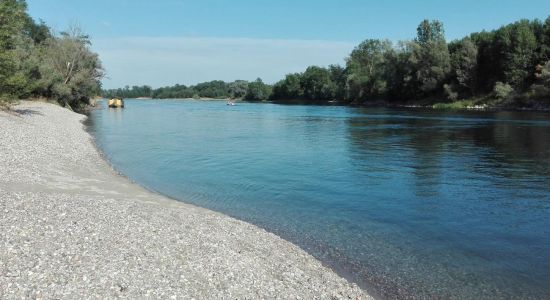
[328,64,347,100]
[0,0,102,110]
[36,27,104,110]
[244,78,271,101]
[271,73,303,101]
[410,20,451,96]
[300,66,334,100]
[345,39,393,101]
[416,19,446,44]
[449,38,478,95]
[0,0,27,105]
[267,17,550,106]
[493,82,514,100]
[432,99,475,109]
[103,79,269,100]
[499,20,538,89]
[227,80,248,98]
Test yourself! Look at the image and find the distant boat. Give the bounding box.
[108,98,124,108]
[226,101,235,106]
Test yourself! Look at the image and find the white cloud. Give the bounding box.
[92,37,355,89]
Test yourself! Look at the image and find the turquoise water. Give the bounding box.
[88,99,550,299]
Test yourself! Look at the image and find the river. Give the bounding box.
[88,99,550,299]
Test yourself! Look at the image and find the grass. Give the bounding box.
[432,100,477,110]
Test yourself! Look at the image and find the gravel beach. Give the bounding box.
[0,101,371,299]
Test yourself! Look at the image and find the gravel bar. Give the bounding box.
[0,101,371,299]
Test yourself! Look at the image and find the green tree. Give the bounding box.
[0,0,27,105]
[271,73,303,101]
[385,41,417,101]
[410,20,451,96]
[300,66,334,100]
[345,39,393,101]
[37,26,104,110]
[328,64,347,101]
[449,37,478,95]
[194,80,227,98]
[498,20,538,89]
[227,80,248,98]
[244,78,271,101]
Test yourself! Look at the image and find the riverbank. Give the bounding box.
[0,101,370,299]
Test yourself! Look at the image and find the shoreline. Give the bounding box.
[107,97,550,112]
[0,101,371,299]
[85,120,385,299]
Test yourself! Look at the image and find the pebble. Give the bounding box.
[0,101,371,299]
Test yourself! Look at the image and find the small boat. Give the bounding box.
[226,101,235,106]
[108,98,124,108]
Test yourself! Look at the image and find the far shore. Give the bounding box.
[0,101,371,299]
[99,97,550,112]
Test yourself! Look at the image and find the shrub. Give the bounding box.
[493,82,514,100]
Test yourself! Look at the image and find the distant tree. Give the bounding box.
[345,39,393,101]
[244,78,271,101]
[498,20,538,89]
[300,66,334,100]
[271,73,303,101]
[194,80,227,98]
[328,64,347,101]
[416,19,445,45]
[227,80,249,98]
[449,37,478,96]
[410,20,451,96]
[385,41,417,101]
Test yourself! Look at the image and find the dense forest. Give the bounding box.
[0,0,103,110]
[104,17,550,108]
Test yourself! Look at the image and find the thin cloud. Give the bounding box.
[92,36,355,89]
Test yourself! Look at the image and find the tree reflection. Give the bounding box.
[347,109,550,195]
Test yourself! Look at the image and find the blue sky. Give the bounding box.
[27,0,550,89]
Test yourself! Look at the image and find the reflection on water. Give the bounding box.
[88,100,550,299]
[345,109,550,298]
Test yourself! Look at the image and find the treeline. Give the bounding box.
[105,17,550,107]
[103,78,272,101]
[0,0,103,110]
[271,18,550,106]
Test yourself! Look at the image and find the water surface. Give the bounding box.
[88,99,550,299]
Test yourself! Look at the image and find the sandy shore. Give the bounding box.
[0,101,371,299]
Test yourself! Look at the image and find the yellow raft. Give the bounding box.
[108,98,124,108]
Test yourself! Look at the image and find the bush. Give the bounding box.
[493,82,514,100]
[432,99,474,109]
